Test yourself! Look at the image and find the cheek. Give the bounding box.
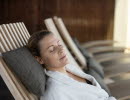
[44,53,60,66]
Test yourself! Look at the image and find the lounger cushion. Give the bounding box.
[73,38,92,58]
[73,38,104,78]
[87,57,104,78]
[2,46,46,96]
[83,68,111,96]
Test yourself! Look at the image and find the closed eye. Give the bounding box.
[58,44,63,48]
[50,49,54,52]
[48,46,55,52]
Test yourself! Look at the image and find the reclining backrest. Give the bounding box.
[0,22,38,100]
[44,18,85,69]
[53,17,87,67]
[0,22,30,51]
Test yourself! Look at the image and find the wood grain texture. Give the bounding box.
[0,0,115,42]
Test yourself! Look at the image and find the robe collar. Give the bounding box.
[44,64,101,88]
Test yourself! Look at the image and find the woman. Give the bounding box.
[27,30,116,100]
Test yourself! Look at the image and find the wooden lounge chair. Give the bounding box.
[81,40,117,49]
[44,18,110,90]
[0,22,38,100]
[45,18,130,76]
[53,18,125,53]
[53,17,130,63]
[44,18,130,99]
[95,52,130,62]
[0,21,86,99]
[52,17,130,79]
[1,21,129,100]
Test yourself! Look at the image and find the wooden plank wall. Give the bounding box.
[0,0,115,43]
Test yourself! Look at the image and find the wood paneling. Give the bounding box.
[0,0,40,34]
[42,0,115,42]
[0,0,115,43]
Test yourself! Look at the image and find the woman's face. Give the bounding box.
[37,34,69,68]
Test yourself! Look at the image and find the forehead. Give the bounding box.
[39,34,59,49]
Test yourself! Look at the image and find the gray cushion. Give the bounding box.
[2,46,46,96]
[83,68,111,96]
[87,57,104,78]
[73,38,104,78]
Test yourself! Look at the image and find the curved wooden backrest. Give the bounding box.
[0,22,38,100]
[53,17,87,67]
[44,18,86,70]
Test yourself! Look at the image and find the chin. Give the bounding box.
[59,55,70,66]
[63,60,70,66]
[63,58,70,64]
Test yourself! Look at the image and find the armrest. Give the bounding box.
[81,40,117,48]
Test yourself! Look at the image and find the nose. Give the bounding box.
[58,45,64,54]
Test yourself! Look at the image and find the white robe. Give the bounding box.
[40,64,116,100]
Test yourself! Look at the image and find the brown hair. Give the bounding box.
[27,30,52,57]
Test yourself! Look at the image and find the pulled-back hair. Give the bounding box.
[27,30,52,57]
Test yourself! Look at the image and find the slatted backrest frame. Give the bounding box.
[0,22,37,100]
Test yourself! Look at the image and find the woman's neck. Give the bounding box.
[46,66,68,75]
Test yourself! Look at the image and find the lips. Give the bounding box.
[60,55,67,60]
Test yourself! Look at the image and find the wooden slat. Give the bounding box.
[18,22,30,41]
[6,24,20,48]
[0,41,6,53]
[16,23,28,44]
[81,40,117,49]
[0,31,10,52]
[21,22,30,39]
[2,24,17,49]
[87,46,125,54]
[9,23,24,47]
[12,23,26,45]
[95,52,130,63]
[0,26,13,51]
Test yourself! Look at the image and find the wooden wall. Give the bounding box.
[0,0,115,43]
[0,0,41,33]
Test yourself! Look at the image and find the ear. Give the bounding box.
[35,56,44,64]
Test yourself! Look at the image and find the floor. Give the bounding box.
[102,57,130,100]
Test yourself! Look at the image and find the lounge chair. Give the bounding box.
[0,22,39,100]
[51,17,130,77]
[0,22,89,99]
[53,17,130,63]
[44,18,130,99]
[45,17,130,78]
[1,21,129,100]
